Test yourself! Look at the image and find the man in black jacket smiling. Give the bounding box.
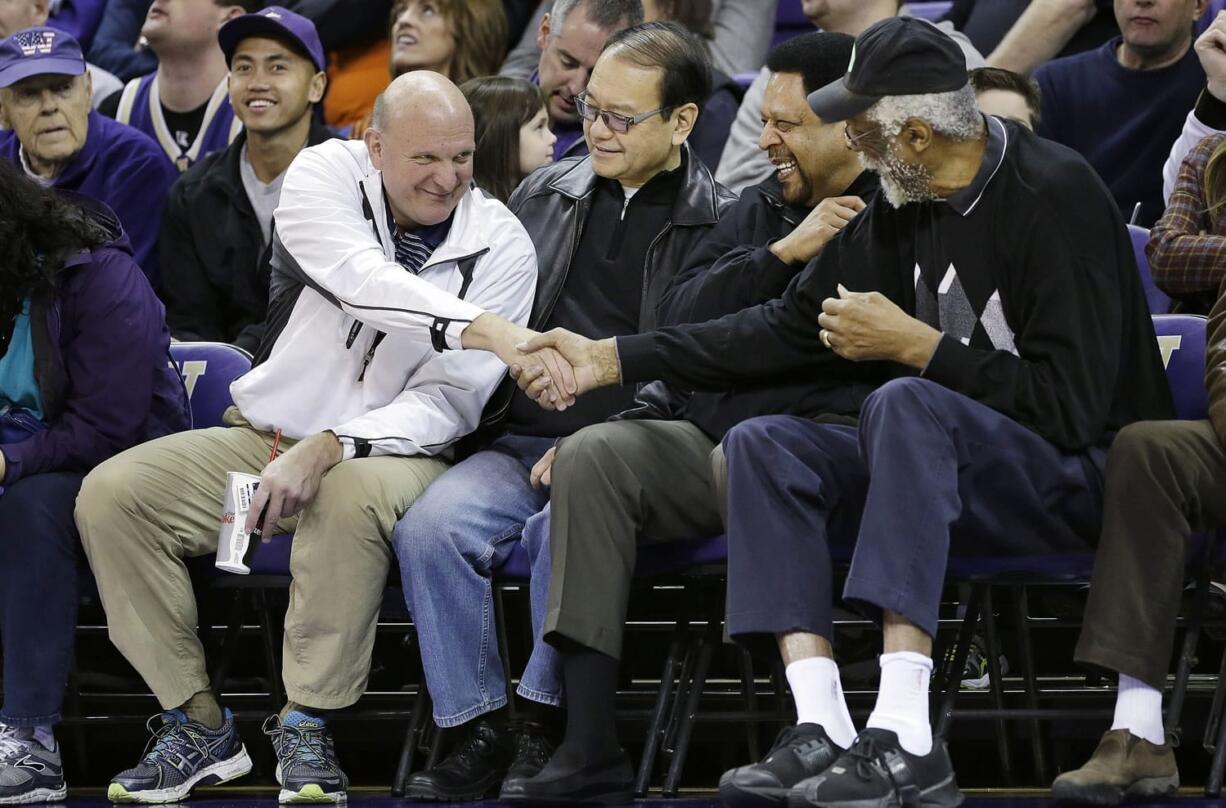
[160,7,333,354]
[514,17,1174,808]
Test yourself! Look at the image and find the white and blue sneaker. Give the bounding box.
[108,709,252,803]
[263,712,348,804]
[0,725,67,804]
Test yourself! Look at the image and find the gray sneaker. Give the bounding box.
[0,726,66,805]
[263,712,348,804]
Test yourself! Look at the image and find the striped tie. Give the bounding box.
[394,229,432,274]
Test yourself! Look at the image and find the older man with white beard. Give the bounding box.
[508,16,1174,808]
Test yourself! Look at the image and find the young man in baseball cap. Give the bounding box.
[160,6,333,353]
[509,16,1172,808]
[0,26,177,285]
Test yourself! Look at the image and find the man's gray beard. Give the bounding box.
[858,149,938,208]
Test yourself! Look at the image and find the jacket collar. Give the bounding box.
[359,163,493,269]
[545,143,723,226]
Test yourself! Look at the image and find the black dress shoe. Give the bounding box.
[500,722,556,795]
[500,751,634,805]
[403,718,515,801]
[719,723,845,807]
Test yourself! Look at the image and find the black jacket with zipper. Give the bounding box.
[614,170,880,440]
[464,144,737,449]
[159,119,336,354]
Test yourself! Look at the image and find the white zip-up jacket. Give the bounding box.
[230,139,537,460]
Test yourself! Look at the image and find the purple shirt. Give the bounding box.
[0,110,177,288]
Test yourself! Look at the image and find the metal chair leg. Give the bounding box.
[1167,534,1216,745]
[934,584,982,737]
[392,687,432,796]
[663,626,716,797]
[739,648,762,763]
[980,587,1014,785]
[208,589,246,696]
[636,628,686,797]
[1207,674,1226,797]
[493,586,517,720]
[255,588,284,713]
[1012,585,1049,784]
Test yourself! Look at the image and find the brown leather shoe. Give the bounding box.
[1052,729,1179,805]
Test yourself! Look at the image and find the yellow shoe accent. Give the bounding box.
[294,784,334,803]
[107,783,133,803]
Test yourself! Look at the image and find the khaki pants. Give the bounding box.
[545,419,725,659]
[76,408,448,710]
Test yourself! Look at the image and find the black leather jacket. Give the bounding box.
[471,145,737,442]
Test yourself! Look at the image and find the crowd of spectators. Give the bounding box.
[0,1,1224,807]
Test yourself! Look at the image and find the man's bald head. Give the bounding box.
[364,70,476,229]
[370,70,473,133]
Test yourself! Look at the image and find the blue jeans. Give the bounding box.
[0,471,85,726]
[391,434,562,727]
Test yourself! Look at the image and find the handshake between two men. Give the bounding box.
[461,282,945,412]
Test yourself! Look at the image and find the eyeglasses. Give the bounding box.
[573,92,670,134]
[844,122,882,149]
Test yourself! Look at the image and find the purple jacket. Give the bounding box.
[0,204,190,485]
[0,111,177,288]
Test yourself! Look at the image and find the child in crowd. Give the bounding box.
[461,75,557,203]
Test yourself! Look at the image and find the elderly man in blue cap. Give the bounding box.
[0,26,176,286]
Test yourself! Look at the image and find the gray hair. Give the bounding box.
[865,84,983,142]
[550,0,645,38]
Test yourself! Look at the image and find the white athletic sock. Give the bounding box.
[1110,673,1165,745]
[866,651,934,756]
[786,656,857,749]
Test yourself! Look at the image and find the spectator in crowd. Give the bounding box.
[494,31,873,807]
[99,0,259,172]
[0,27,177,286]
[0,0,120,104]
[502,0,776,83]
[0,160,189,807]
[501,0,754,170]
[1050,243,1226,807]
[344,0,508,134]
[511,18,1173,807]
[1164,11,1226,204]
[1146,132,1226,313]
[501,0,645,161]
[970,65,1040,128]
[715,0,986,194]
[461,75,555,202]
[944,0,1120,73]
[160,7,332,354]
[393,22,733,803]
[1036,0,1206,226]
[86,0,156,81]
[74,72,545,805]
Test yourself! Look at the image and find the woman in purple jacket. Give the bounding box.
[0,160,189,804]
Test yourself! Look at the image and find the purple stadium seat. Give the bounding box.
[168,341,252,429]
[1152,312,1208,420]
[1129,225,1172,315]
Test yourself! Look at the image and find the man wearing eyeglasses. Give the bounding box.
[390,20,734,805]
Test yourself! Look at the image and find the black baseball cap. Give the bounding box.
[807,16,967,123]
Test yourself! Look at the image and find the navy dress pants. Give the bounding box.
[0,471,84,726]
[722,377,1106,641]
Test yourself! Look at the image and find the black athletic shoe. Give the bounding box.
[499,723,556,797]
[719,723,845,807]
[403,718,514,801]
[500,751,634,805]
[787,729,963,808]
